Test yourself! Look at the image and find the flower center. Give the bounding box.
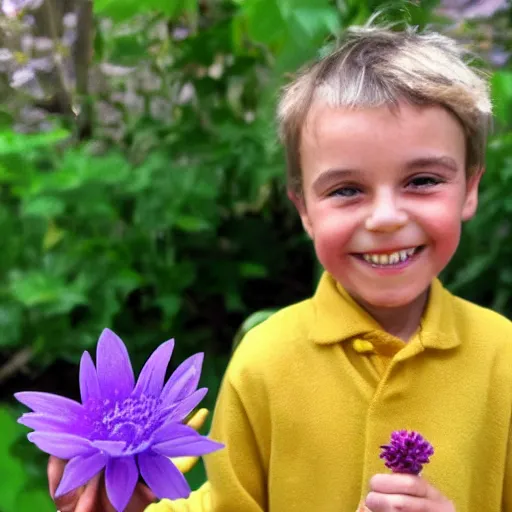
[85,394,165,450]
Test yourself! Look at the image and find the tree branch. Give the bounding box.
[0,347,32,385]
[41,0,74,116]
[74,0,94,137]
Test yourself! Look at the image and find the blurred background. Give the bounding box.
[0,0,511,509]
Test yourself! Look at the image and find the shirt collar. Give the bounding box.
[309,272,461,351]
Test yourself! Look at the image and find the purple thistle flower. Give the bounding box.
[15,328,223,512]
[379,430,434,475]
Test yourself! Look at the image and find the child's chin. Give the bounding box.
[356,287,423,309]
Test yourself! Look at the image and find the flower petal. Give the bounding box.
[90,440,128,457]
[105,457,138,512]
[161,388,208,423]
[96,328,135,400]
[160,353,203,408]
[55,451,108,498]
[28,432,95,459]
[132,339,174,398]
[79,351,101,403]
[18,412,81,433]
[152,423,223,458]
[152,421,195,443]
[138,451,190,500]
[15,391,84,420]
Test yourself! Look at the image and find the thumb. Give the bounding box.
[48,456,85,511]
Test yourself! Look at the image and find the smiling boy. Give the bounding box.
[294,100,478,340]
[151,25,512,512]
[50,25,512,512]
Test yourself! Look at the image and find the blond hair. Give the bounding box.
[277,26,492,194]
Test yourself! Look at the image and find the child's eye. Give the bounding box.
[407,176,442,189]
[329,186,361,198]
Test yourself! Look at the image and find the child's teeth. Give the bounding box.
[361,247,418,266]
[389,252,400,264]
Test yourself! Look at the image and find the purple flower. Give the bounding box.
[379,430,434,475]
[15,329,223,512]
[1,0,43,17]
[438,0,507,19]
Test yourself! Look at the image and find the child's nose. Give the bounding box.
[364,192,408,232]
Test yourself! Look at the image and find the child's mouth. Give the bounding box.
[353,245,425,267]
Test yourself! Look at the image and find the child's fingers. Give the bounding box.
[48,456,86,511]
[172,455,199,473]
[173,408,209,473]
[126,483,157,512]
[366,475,455,512]
[369,474,435,499]
[47,456,66,497]
[54,488,85,512]
[365,492,432,511]
[186,408,209,431]
[75,473,104,512]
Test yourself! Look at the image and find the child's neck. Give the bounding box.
[356,289,430,342]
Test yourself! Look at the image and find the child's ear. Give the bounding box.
[287,189,314,239]
[461,168,484,221]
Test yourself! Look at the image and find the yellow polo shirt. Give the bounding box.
[148,272,512,512]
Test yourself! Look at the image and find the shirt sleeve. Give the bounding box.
[504,425,512,510]
[145,366,268,512]
[204,376,267,511]
[145,483,211,512]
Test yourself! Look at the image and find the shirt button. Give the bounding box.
[352,339,375,353]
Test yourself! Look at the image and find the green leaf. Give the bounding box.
[232,309,276,351]
[143,0,180,16]
[491,71,512,126]
[240,0,286,45]
[0,129,69,155]
[448,252,496,293]
[110,34,150,65]
[0,302,23,347]
[43,220,65,251]
[93,0,140,20]
[239,262,267,278]
[155,294,181,319]
[0,408,27,511]
[14,489,54,512]
[278,0,339,43]
[110,269,144,296]
[174,215,211,232]
[94,0,182,20]
[0,407,54,512]
[9,271,87,312]
[21,196,65,219]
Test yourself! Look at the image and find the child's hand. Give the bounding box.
[47,408,209,512]
[364,474,455,512]
[48,459,154,512]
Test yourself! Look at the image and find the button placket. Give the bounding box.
[359,350,406,504]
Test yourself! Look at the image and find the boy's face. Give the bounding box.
[292,100,481,309]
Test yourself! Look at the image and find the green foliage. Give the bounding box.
[442,71,512,313]
[0,130,279,365]
[94,0,198,21]
[0,407,53,512]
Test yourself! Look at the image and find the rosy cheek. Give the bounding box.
[312,213,354,263]
[423,212,461,260]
